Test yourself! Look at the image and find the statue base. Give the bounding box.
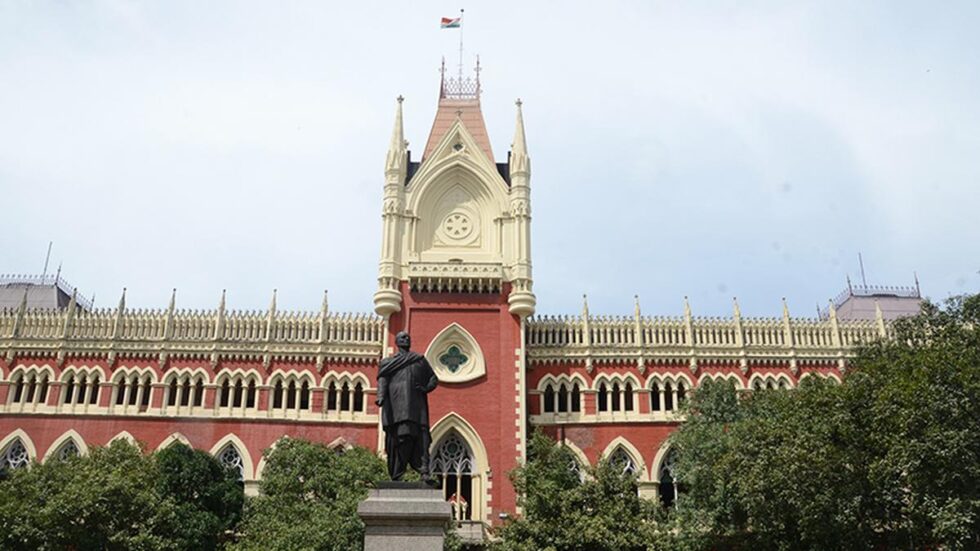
[358,482,452,551]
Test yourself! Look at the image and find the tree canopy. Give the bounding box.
[493,430,661,551]
[669,294,980,550]
[228,437,386,551]
[0,440,243,551]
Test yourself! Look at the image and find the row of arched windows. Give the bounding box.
[4,371,369,416]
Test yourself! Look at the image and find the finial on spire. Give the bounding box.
[782,297,790,319]
[582,294,590,318]
[634,295,641,319]
[510,99,530,178]
[321,290,329,315]
[386,96,407,176]
[732,296,742,318]
[117,287,126,312]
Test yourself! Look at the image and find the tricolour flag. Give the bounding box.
[440,17,461,28]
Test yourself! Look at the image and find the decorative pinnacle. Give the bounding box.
[634,295,641,318]
[582,294,590,318]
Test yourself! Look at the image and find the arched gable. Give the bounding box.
[269,370,316,386]
[651,440,675,484]
[429,412,489,476]
[162,367,210,384]
[156,432,192,451]
[322,371,370,388]
[109,431,139,447]
[42,429,89,462]
[0,429,37,462]
[209,433,255,481]
[10,363,55,380]
[600,436,649,481]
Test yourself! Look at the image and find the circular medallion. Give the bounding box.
[442,212,473,240]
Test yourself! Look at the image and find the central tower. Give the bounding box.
[372,62,534,527]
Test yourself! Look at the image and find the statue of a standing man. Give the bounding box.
[376,331,439,481]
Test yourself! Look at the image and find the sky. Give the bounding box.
[1,1,978,318]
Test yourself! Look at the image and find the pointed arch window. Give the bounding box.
[676,381,686,407]
[430,433,474,521]
[352,382,363,412]
[168,379,179,406]
[650,382,661,411]
[609,447,638,477]
[659,449,684,508]
[543,384,555,413]
[300,381,311,410]
[558,383,569,413]
[0,439,30,476]
[217,444,244,482]
[624,382,634,412]
[286,381,297,409]
[220,380,231,407]
[55,440,80,462]
[664,381,674,411]
[193,379,204,407]
[611,382,621,412]
[571,383,581,413]
[327,381,338,410]
[597,382,608,412]
[273,380,284,409]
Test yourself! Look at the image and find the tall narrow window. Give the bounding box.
[624,382,634,411]
[25,378,36,403]
[327,382,338,410]
[300,381,310,410]
[168,380,178,406]
[650,382,661,411]
[543,385,555,413]
[193,379,204,407]
[677,381,686,405]
[63,376,75,404]
[340,382,350,411]
[116,379,127,405]
[246,380,256,408]
[664,382,674,411]
[659,449,682,508]
[273,381,284,409]
[612,382,621,412]
[598,383,608,412]
[558,383,569,413]
[220,380,230,407]
[37,377,48,403]
[180,380,191,406]
[12,376,24,403]
[286,381,297,409]
[571,383,581,412]
[352,383,363,412]
[140,377,152,407]
[88,377,100,405]
[430,433,475,521]
[232,381,243,408]
[129,376,140,406]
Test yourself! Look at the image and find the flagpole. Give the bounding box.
[458,8,464,85]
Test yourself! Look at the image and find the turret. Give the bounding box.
[506,99,536,318]
[374,97,408,318]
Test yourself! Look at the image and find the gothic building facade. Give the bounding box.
[0,69,902,538]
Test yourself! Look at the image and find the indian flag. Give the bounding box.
[440,17,461,28]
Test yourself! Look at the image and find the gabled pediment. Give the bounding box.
[410,117,508,196]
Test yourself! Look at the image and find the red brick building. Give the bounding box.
[0,67,903,539]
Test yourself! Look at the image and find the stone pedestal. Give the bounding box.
[358,482,451,551]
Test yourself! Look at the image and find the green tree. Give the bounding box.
[229,438,386,551]
[494,431,659,551]
[153,442,244,550]
[0,439,244,551]
[669,294,980,551]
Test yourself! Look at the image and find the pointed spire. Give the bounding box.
[164,289,176,340]
[732,296,742,319]
[510,98,531,179]
[266,289,277,341]
[385,96,407,176]
[319,290,329,343]
[683,296,692,319]
[63,288,78,336]
[581,294,590,319]
[11,289,28,338]
[782,297,790,320]
[214,289,226,341]
[268,289,278,314]
[634,295,642,319]
[111,288,125,339]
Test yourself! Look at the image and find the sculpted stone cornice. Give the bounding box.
[0,309,385,366]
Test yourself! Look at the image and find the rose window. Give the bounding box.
[439,345,469,373]
[442,213,472,240]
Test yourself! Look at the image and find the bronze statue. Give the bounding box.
[376,331,438,481]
